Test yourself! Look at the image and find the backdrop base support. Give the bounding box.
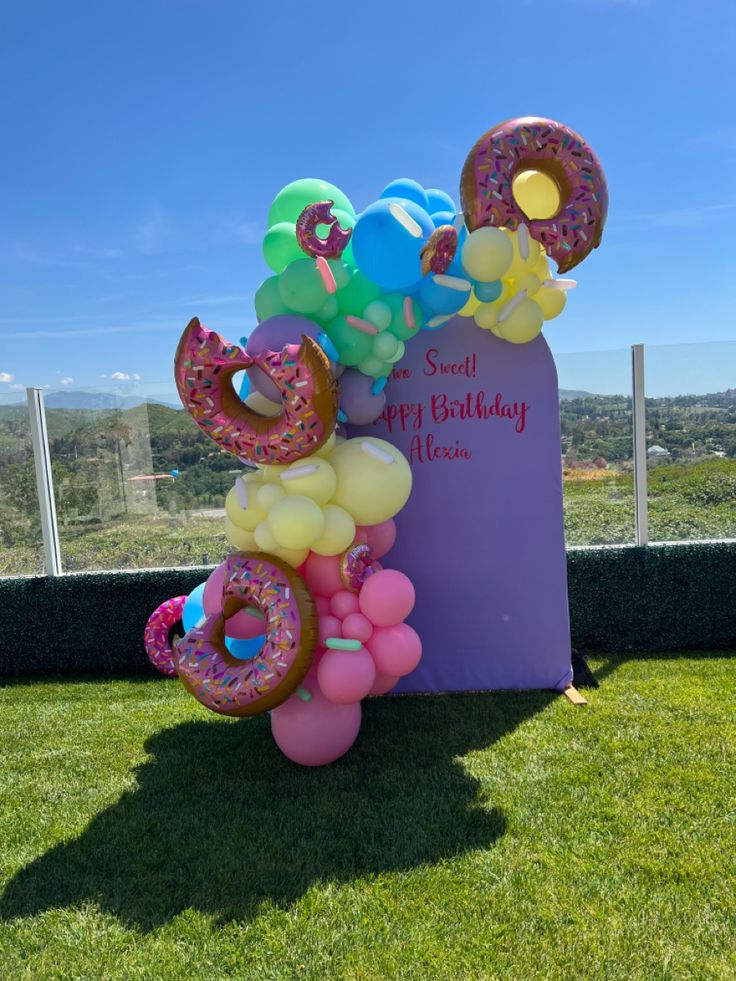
[563,684,588,706]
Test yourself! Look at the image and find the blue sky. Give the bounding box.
[1,0,735,399]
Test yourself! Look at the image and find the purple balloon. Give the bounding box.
[338,369,387,425]
[244,314,322,401]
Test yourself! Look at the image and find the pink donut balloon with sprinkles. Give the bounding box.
[174,317,338,465]
[460,116,608,273]
[296,200,353,259]
[144,595,187,677]
[176,552,318,717]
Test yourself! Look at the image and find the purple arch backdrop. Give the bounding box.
[351,315,572,693]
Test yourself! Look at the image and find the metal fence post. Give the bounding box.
[631,344,649,546]
[26,387,62,576]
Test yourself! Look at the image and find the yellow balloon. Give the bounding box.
[459,291,481,317]
[273,545,309,568]
[225,482,266,532]
[256,482,286,511]
[310,504,356,556]
[225,517,257,551]
[267,494,325,550]
[312,432,337,458]
[328,437,412,525]
[502,228,542,283]
[512,169,561,220]
[254,519,279,552]
[474,303,499,331]
[533,252,551,281]
[497,298,544,344]
[514,272,542,297]
[244,390,280,417]
[280,458,337,505]
[461,228,514,282]
[535,285,567,320]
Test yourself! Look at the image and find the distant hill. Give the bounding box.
[45,390,180,411]
[559,388,599,400]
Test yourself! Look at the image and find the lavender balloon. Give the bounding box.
[338,368,387,425]
[243,314,322,401]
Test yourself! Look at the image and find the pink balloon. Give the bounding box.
[341,612,374,643]
[330,590,360,620]
[367,623,422,677]
[202,562,266,639]
[303,553,344,598]
[315,595,331,618]
[271,678,362,766]
[317,648,376,704]
[318,615,342,646]
[355,520,397,559]
[368,670,400,696]
[358,569,415,627]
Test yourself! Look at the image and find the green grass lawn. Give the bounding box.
[1,655,734,979]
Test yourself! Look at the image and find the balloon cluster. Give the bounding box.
[146,115,608,766]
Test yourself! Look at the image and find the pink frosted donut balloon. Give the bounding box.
[176,552,317,717]
[296,200,353,259]
[203,562,266,639]
[175,317,338,465]
[460,116,608,273]
[144,596,187,677]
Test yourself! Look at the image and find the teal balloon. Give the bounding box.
[268,179,354,226]
[475,280,503,303]
[226,635,264,660]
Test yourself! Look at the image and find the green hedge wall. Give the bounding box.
[0,543,734,677]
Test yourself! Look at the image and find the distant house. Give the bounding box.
[647,445,670,459]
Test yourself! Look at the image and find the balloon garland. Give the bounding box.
[146,116,608,766]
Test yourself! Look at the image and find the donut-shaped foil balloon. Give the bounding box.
[144,595,187,677]
[460,116,608,273]
[176,552,317,717]
[175,317,338,465]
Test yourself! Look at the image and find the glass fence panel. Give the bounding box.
[44,380,240,571]
[0,391,44,576]
[643,340,736,543]
[554,346,635,547]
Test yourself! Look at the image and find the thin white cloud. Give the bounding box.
[60,376,74,386]
[134,206,168,255]
[111,371,131,381]
[10,383,24,391]
[0,371,15,383]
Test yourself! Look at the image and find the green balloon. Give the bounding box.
[255,276,289,320]
[384,293,425,339]
[314,296,339,324]
[324,315,373,367]
[373,331,399,361]
[357,355,385,378]
[268,179,355,227]
[262,222,304,274]
[326,257,352,291]
[277,258,328,314]
[337,270,382,316]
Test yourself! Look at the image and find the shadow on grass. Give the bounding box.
[0,690,552,930]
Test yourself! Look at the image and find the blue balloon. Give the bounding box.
[380,178,429,211]
[475,280,503,303]
[182,582,206,632]
[225,635,265,660]
[418,275,470,317]
[352,199,434,292]
[170,469,180,478]
[426,188,456,215]
[238,370,251,400]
